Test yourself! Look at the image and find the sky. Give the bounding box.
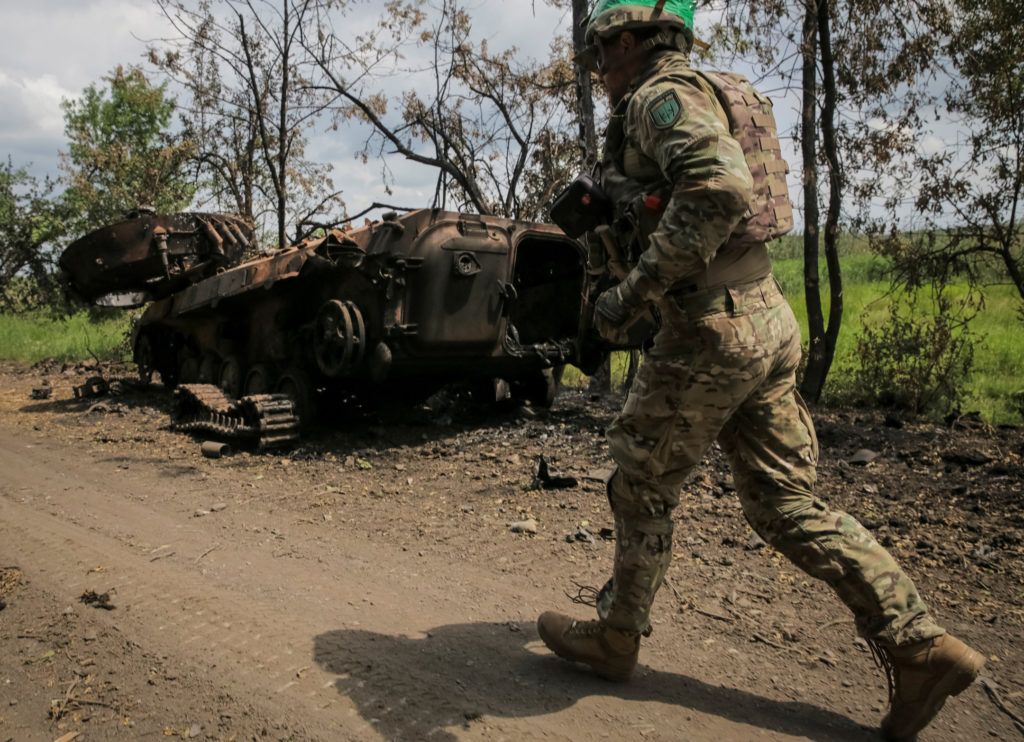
[0,0,810,221]
[0,1,575,203]
[0,1,170,177]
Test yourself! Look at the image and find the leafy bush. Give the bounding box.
[1012,390,1024,420]
[849,289,975,415]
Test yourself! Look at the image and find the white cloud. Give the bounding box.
[0,0,167,176]
[920,134,946,156]
[0,70,78,175]
[0,1,165,86]
[0,71,75,135]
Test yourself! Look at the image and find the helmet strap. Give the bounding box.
[639,28,690,54]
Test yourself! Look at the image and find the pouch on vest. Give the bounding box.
[696,71,794,245]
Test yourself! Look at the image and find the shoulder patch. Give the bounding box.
[647,89,683,129]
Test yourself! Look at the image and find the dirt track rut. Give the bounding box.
[0,426,888,742]
[2,366,1018,742]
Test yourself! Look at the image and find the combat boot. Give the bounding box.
[537,611,639,681]
[876,633,986,741]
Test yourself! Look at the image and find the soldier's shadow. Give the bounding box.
[313,621,874,741]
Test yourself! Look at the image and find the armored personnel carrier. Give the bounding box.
[60,208,587,442]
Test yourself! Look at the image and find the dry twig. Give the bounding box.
[980,678,1024,733]
[751,633,795,652]
[50,678,79,721]
[693,607,734,623]
[195,544,220,562]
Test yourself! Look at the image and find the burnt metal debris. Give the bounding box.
[60,208,587,436]
[532,455,579,490]
[60,210,254,307]
[79,589,115,610]
[200,440,233,459]
[73,376,109,400]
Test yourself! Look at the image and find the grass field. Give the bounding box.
[773,255,1023,423]
[565,247,1023,424]
[0,311,131,364]
[1,255,1021,423]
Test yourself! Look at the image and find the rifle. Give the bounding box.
[550,175,664,363]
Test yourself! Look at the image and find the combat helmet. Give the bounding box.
[578,0,695,70]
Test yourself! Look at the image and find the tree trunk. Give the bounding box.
[572,0,598,170]
[798,0,826,402]
[807,0,844,403]
[624,349,640,391]
[588,356,612,396]
[1002,244,1024,302]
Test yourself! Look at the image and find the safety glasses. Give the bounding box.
[575,34,618,75]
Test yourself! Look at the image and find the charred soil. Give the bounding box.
[0,361,1022,741]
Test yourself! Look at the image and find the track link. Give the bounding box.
[172,383,300,449]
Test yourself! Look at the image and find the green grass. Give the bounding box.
[566,252,1024,425]
[0,311,131,364]
[775,255,1024,424]
[3,258,1021,424]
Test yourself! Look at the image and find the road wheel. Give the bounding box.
[158,362,179,389]
[135,334,156,385]
[178,355,200,384]
[218,355,244,399]
[243,364,277,395]
[470,378,512,406]
[275,367,315,429]
[198,353,220,384]
[516,368,559,409]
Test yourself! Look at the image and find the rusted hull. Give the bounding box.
[60,208,587,421]
[60,212,254,305]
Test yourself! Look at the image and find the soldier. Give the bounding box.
[537,2,985,739]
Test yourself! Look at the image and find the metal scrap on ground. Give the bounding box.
[532,455,578,490]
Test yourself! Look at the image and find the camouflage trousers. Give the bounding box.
[596,275,944,648]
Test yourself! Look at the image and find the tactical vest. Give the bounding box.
[695,71,794,245]
[602,55,794,251]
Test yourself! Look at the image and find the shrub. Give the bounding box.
[850,289,975,415]
[1012,390,1024,420]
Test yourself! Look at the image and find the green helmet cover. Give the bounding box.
[586,0,695,41]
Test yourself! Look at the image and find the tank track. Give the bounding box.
[172,384,300,449]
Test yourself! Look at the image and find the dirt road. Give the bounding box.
[1,363,1021,741]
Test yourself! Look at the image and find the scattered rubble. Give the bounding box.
[531,455,578,490]
[86,401,128,415]
[201,440,232,459]
[72,376,108,400]
[847,449,878,466]
[79,590,115,610]
[566,526,595,544]
[941,450,994,467]
[509,518,538,535]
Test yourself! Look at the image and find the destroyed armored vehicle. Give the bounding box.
[61,209,587,437]
[59,210,256,306]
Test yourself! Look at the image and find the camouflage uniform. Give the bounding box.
[593,50,944,648]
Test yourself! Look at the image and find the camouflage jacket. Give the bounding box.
[601,51,762,302]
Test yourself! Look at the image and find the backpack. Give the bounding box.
[697,71,794,246]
